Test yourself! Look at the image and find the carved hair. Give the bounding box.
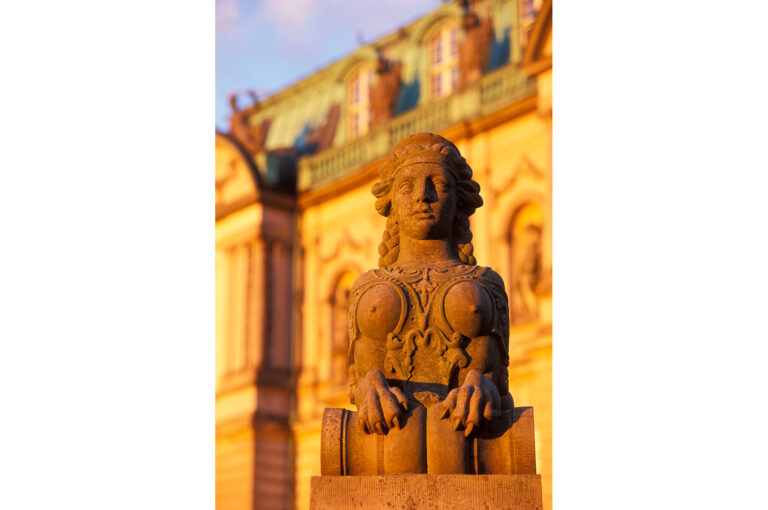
[372,133,483,267]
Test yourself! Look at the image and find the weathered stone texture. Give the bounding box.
[310,474,543,510]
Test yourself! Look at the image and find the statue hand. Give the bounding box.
[357,369,409,435]
[439,369,501,437]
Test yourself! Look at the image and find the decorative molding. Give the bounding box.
[214,158,236,202]
[298,159,381,210]
[215,131,264,190]
[317,229,367,264]
[486,155,547,205]
[410,2,464,44]
[216,188,296,221]
[333,46,379,83]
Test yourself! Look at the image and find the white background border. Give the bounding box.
[1,0,767,508]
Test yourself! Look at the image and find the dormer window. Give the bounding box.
[348,67,373,139]
[430,25,459,100]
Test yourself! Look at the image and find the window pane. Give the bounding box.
[433,73,442,98]
[433,34,442,64]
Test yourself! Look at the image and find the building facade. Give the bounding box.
[215,1,552,509]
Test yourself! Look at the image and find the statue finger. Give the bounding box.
[389,386,409,411]
[465,389,483,437]
[451,386,474,429]
[440,389,458,419]
[373,421,387,435]
[379,391,403,429]
[368,396,388,435]
[358,402,371,434]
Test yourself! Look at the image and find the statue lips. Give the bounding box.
[414,207,436,221]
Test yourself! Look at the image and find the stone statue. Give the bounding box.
[312,133,542,508]
[511,222,543,322]
[369,57,402,128]
[348,132,514,439]
[459,11,494,86]
[228,94,271,156]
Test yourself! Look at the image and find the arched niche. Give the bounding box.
[507,201,545,324]
[328,269,361,387]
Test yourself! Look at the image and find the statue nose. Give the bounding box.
[415,181,437,203]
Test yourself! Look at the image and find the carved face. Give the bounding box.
[392,162,457,240]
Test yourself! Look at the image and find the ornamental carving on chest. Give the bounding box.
[347,132,513,436]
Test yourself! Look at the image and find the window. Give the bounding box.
[429,25,459,100]
[348,67,373,139]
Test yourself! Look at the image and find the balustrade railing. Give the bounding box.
[298,64,536,192]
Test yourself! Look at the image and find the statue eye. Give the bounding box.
[398,181,414,193]
[433,179,449,192]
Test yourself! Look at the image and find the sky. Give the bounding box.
[215,0,442,131]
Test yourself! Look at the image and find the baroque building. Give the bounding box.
[215,0,552,509]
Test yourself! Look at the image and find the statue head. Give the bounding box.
[372,133,483,267]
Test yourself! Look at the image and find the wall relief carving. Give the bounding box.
[509,202,546,324]
[331,271,359,387]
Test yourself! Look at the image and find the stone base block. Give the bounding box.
[310,474,543,510]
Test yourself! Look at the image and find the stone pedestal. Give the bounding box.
[310,474,543,510]
[321,406,537,476]
[312,406,543,509]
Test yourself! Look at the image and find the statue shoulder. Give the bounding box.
[474,266,508,293]
[350,269,385,293]
[349,268,406,307]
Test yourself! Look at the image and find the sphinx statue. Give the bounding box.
[349,132,513,435]
[313,133,541,508]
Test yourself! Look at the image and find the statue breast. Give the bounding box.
[443,280,494,338]
[356,283,405,339]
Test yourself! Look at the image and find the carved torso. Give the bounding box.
[348,264,510,406]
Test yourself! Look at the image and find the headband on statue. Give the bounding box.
[384,132,461,178]
[393,150,455,173]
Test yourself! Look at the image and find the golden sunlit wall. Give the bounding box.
[215,1,552,509]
